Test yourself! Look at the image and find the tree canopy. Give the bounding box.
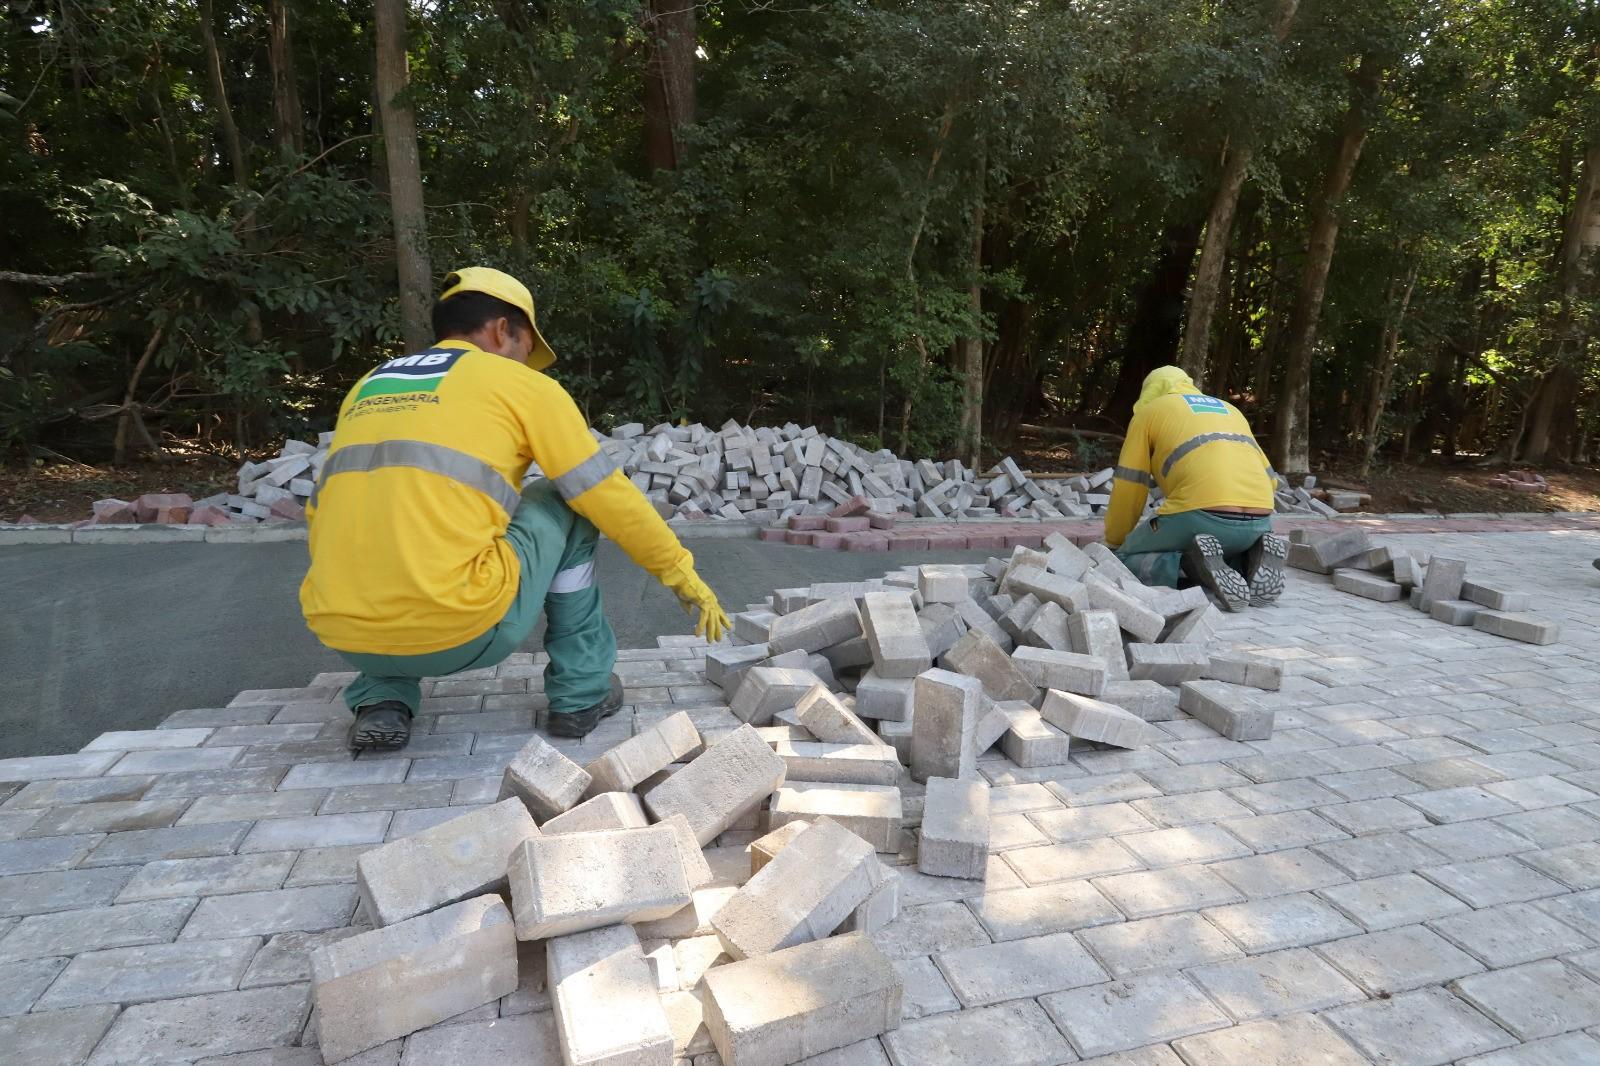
[3,0,1598,474]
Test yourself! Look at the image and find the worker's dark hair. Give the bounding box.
[431,291,534,342]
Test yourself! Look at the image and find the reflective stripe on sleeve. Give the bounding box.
[310,440,520,517]
[1160,432,1264,479]
[552,450,617,501]
[549,560,596,594]
[1114,465,1155,487]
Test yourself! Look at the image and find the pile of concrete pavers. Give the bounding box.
[1288,526,1560,644]
[225,434,334,522]
[309,530,1282,1064]
[593,419,1116,524]
[309,714,906,1064]
[1274,474,1369,516]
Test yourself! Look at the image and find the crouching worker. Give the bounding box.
[300,267,729,750]
[1103,366,1287,611]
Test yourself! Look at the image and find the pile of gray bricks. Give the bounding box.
[1289,528,1560,645]
[578,420,1143,523]
[309,708,907,1064]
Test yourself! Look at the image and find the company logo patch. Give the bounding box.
[1182,393,1228,414]
[352,348,464,402]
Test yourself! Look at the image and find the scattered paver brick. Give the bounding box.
[312,895,515,1062]
[507,824,693,939]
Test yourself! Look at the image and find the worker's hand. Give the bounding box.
[660,558,730,643]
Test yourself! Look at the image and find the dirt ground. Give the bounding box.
[5,438,1600,523]
[0,457,238,523]
[1012,427,1600,515]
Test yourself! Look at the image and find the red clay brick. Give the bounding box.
[867,512,896,530]
[757,527,787,542]
[788,516,826,531]
[784,530,815,546]
[811,532,847,550]
[824,516,871,533]
[827,495,872,518]
[842,533,888,551]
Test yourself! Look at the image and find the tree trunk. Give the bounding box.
[374,0,434,351]
[898,102,957,454]
[1177,0,1299,385]
[198,0,248,188]
[267,0,304,160]
[1358,257,1419,477]
[1520,366,1570,464]
[1271,54,1381,475]
[1106,220,1205,418]
[957,156,987,468]
[114,327,165,465]
[642,0,696,171]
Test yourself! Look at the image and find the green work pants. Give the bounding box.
[1116,508,1274,588]
[338,481,617,719]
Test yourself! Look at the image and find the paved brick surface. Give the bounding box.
[0,527,1595,1062]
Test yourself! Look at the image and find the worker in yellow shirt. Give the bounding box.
[1103,366,1286,611]
[301,267,729,750]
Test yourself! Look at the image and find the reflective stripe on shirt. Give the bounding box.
[1160,432,1263,479]
[1114,465,1155,487]
[311,439,521,517]
[552,450,618,501]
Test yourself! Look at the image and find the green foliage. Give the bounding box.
[1,0,1598,465]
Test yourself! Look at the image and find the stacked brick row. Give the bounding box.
[1289,528,1560,644]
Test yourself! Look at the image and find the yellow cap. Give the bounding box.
[438,267,557,370]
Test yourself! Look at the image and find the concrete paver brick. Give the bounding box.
[730,667,828,725]
[860,592,933,678]
[180,884,357,941]
[87,984,311,1064]
[1452,958,1600,1041]
[1040,690,1152,749]
[766,596,864,655]
[885,998,1074,1066]
[769,782,903,853]
[1171,1013,1369,1066]
[1332,568,1403,601]
[1186,948,1364,1021]
[1460,580,1531,612]
[1041,972,1229,1059]
[1000,708,1073,768]
[935,929,1105,1009]
[37,936,261,1010]
[1473,609,1561,645]
[508,823,692,939]
[916,565,970,603]
[703,932,901,1064]
[918,777,989,879]
[1011,647,1107,697]
[1085,578,1165,642]
[584,710,701,795]
[547,923,674,1066]
[853,671,916,722]
[795,684,882,747]
[713,817,882,959]
[1314,923,1485,995]
[499,734,591,821]
[538,790,650,834]
[1419,555,1468,610]
[356,797,538,927]
[644,724,787,845]
[910,669,985,783]
[0,898,195,962]
[1125,643,1209,685]
[938,629,1036,702]
[1324,986,1515,1065]
[310,896,516,1063]
[771,740,902,786]
[1179,679,1275,741]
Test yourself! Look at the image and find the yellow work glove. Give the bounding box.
[660,557,730,643]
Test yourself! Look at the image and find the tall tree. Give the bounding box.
[1272,54,1383,475]
[1177,0,1300,384]
[267,0,304,160]
[198,0,249,187]
[643,0,696,171]
[374,0,433,350]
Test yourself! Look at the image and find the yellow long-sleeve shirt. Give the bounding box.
[300,342,689,655]
[1103,391,1278,547]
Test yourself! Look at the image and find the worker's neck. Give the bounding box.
[437,334,523,363]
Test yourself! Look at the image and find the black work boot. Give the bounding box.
[350,701,412,751]
[547,674,625,739]
[1182,533,1250,612]
[1244,533,1289,606]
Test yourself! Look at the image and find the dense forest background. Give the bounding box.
[3,0,1599,479]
